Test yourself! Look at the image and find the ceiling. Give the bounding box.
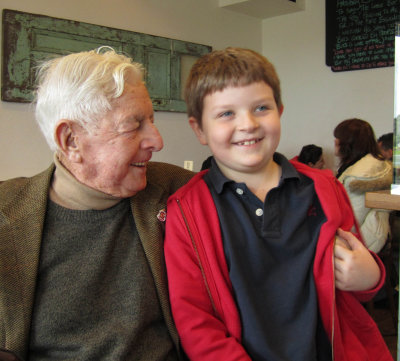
[218,0,305,19]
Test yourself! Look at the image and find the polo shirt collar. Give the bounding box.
[206,153,300,194]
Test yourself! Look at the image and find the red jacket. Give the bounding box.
[165,160,391,361]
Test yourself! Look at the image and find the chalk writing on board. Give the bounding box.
[326,0,400,72]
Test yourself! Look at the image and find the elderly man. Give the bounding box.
[0,48,193,361]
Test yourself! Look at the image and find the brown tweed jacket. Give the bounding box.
[0,161,193,360]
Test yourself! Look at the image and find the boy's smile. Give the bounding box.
[190,81,282,184]
[235,138,262,146]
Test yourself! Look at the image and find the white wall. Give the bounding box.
[0,0,261,180]
[1,0,396,179]
[262,0,395,170]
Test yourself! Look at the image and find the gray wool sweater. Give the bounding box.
[29,199,176,361]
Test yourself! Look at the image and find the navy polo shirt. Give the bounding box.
[204,153,331,361]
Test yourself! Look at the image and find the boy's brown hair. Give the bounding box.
[184,47,282,126]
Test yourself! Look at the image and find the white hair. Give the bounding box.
[34,47,144,151]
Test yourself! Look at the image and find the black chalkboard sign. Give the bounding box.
[326,0,400,72]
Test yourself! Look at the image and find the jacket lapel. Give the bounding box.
[0,165,53,358]
[130,182,180,349]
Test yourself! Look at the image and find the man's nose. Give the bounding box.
[143,122,164,152]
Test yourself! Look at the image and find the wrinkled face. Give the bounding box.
[191,82,282,182]
[74,82,163,197]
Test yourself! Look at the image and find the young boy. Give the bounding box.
[164,48,391,361]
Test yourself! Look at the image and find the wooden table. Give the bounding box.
[366,189,400,361]
[365,189,400,211]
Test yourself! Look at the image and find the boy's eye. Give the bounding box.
[255,105,268,112]
[218,110,234,118]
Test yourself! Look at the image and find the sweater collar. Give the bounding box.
[49,154,122,210]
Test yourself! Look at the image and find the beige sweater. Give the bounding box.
[338,154,392,253]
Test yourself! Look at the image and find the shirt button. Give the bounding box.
[255,208,263,216]
[236,188,244,195]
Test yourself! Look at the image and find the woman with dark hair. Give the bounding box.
[334,118,392,252]
[298,144,325,169]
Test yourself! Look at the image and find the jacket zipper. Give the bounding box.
[176,198,218,315]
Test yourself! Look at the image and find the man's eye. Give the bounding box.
[130,120,142,130]
[119,124,140,136]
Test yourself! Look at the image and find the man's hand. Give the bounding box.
[334,228,381,291]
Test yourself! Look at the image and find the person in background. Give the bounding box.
[334,118,392,253]
[378,132,400,258]
[164,47,391,361]
[297,144,325,169]
[377,132,393,161]
[0,48,192,361]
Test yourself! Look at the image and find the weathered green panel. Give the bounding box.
[1,9,212,112]
[145,48,170,99]
[170,52,181,100]
[173,39,212,56]
[32,30,121,54]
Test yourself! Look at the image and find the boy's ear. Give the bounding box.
[54,120,82,163]
[189,117,208,145]
[279,105,284,116]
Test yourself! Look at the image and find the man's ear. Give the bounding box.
[189,117,208,145]
[54,120,82,163]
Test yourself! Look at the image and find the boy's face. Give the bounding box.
[190,81,282,182]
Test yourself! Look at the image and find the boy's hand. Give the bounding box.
[334,228,381,291]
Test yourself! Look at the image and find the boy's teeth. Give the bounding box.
[239,140,257,145]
